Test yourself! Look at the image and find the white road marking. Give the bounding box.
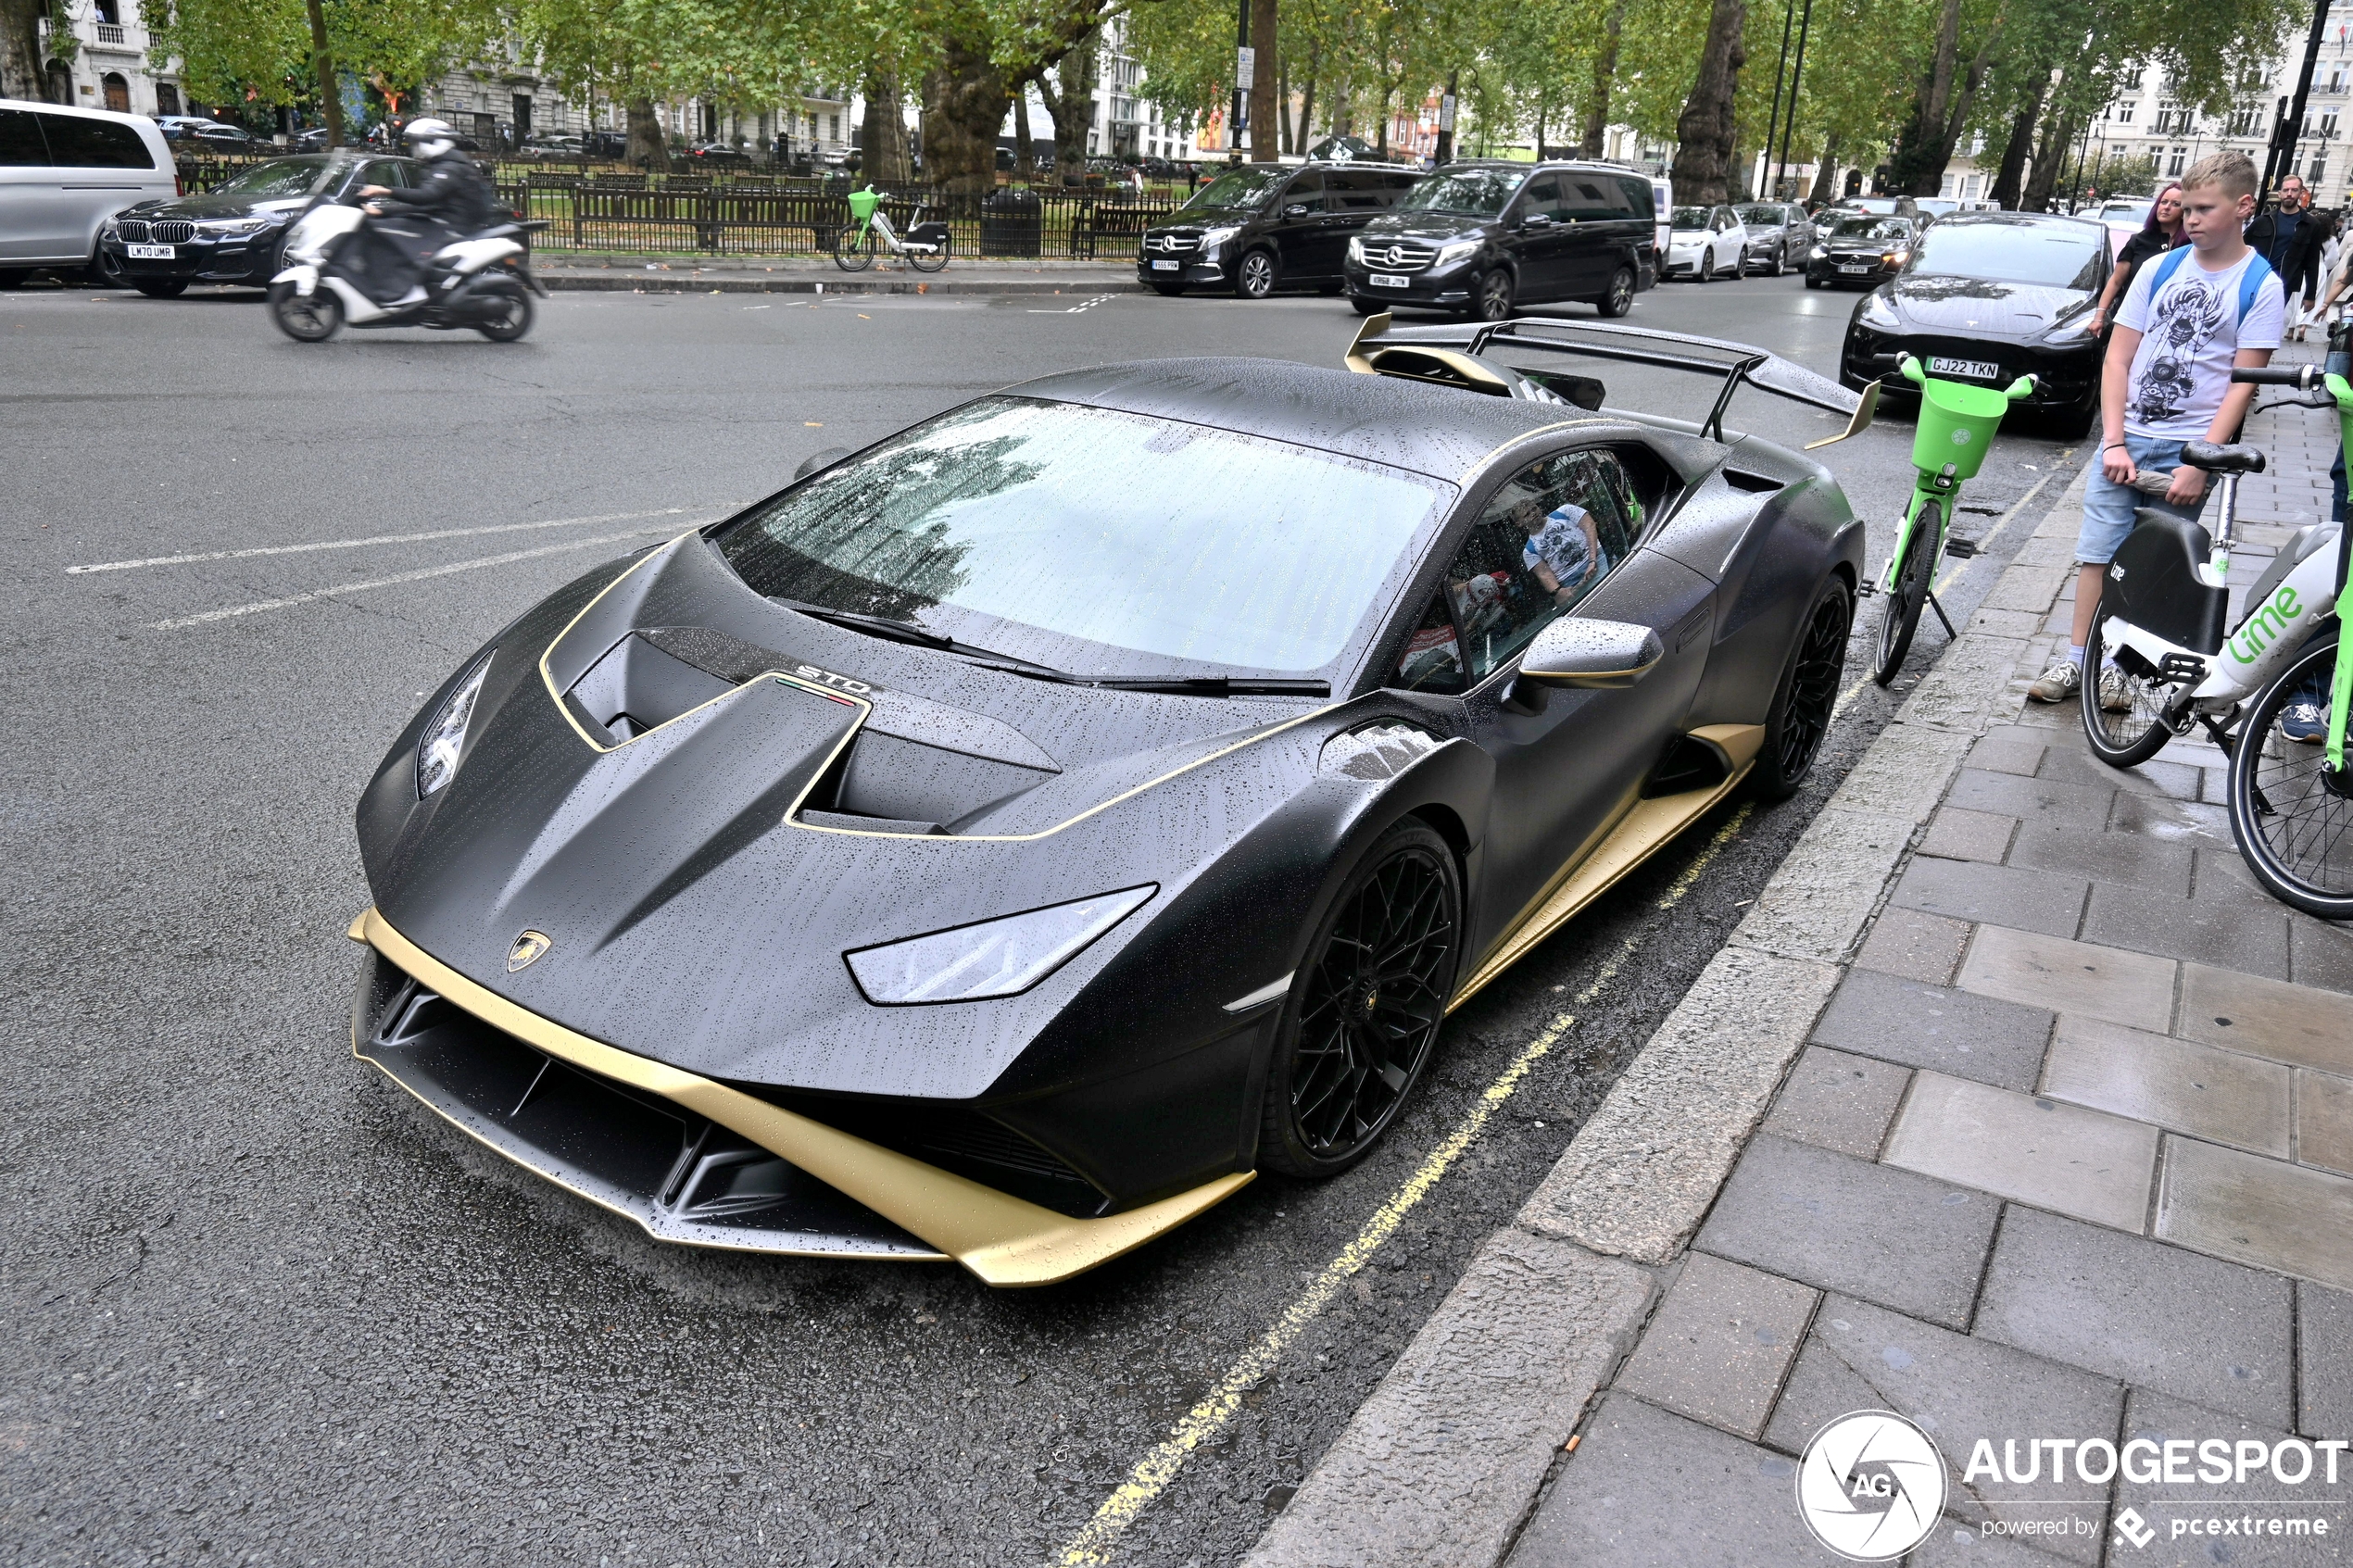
[69,506,731,574]
[150,525,698,631]
[1027,295,1117,314]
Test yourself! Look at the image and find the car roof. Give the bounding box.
[1932,209,2105,236]
[1001,357,1588,482]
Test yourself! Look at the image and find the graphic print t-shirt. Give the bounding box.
[2115,250,2284,440]
[1523,503,1606,591]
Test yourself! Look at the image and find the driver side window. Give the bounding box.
[1391,448,1644,692]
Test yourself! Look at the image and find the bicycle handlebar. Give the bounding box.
[2232,364,2326,389]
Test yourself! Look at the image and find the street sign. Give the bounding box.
[1440,94,1457,132]
[1237,46,1255,90]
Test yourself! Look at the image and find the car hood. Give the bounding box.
[1357,213,1495,245]
[1879,274,2091,338]
[357,532,1367,1100]
[1146,206,1260,229]
[120,191,309,220]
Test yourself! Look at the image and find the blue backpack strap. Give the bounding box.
[2145,246,2275,321]
[2148,245,2189,295]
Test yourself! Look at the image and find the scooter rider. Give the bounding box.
[349,119,497,305]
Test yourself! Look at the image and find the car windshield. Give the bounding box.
[1395,168,1527,216]
[715,397,1451,676]
[1831,218,1910,240]
[1671,207,1713,230]
[1735,205,1783,225]
[2098,201,2150,220]
[1180,167,1283,211]
[1848,198,1898,214]
[1911,221,2102,288]
[209,157,335,197]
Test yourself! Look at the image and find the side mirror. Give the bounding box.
[1284,203,1312,217]
[794,445,852,481]
[1517,618,1664,688]
[1521,212,1553,229]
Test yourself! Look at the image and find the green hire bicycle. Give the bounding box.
[832,185,951,273]
[1867,356,2037,685]
[2224,362,2353,920]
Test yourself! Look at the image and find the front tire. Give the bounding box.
[1592,265,1635,318]
[831,225,875,271]
[2079,588,2176,769]
[1768,245,1786,277]
[1751,575,1854,800]
[1696,248,1714,282]
[269,281,343,342]
[1471,267,1514,320]
[1235,248,1277,298]
[1872,498,1939,685]
[1259,819,1461,1178]
[2228,633,2353,920]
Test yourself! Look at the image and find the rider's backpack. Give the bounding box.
[2144,245,2278,323]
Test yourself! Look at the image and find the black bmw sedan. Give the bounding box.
[1804,214,1918,288]
[1839,210,2111,437]
[97,151,416,296]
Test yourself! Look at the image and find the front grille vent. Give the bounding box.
[1361,241,1434,271]
[129,220,196,244]
[1142,232,1200,255]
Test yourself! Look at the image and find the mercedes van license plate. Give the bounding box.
[127,244,174,260]
[1369,273,1408,288]
[1929,356,1999,381]
[1150,259,1178,270]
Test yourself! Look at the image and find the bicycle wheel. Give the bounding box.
[2228,633,2353,920]
[1871,497,1938,686]
[831,224,875,272]
[2079,585,2178,768]
[908,232,950,273]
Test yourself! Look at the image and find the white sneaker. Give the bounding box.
[2098,667,2134,712]
[2028,660,2082,703]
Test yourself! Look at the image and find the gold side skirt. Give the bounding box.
[351,909,1252,1287]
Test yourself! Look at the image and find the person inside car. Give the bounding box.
[348,118,497,305]
[1516,495,1607,606]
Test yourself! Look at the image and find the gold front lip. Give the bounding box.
[350,908,1252,1286]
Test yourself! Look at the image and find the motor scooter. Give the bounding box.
[268,194,547,343]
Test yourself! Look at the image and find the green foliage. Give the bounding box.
[149,0,493,111]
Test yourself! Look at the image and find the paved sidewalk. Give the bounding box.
[533,255,1145,295]
[1249,387,2353,1566]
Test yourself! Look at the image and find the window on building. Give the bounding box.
[828,113,839,141]
[2311,152,2329,183]
[155,82,178,116]
[2325,107,2341,136]
[101,70,128,113]
[2168,145,2187,176]
[2115,101,2134,124]
[2124,68,2144,91]
[2229,105,2259,135]
[1963,173,1982,198]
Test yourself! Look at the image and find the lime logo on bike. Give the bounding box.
[1951,429,1973,445]
[2228,583,2303,666]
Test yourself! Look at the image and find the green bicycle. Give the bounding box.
[1869,356,2037,685]
[831,185,951,273]
[2224,362,2353,920]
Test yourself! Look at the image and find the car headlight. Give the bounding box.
[416,650,495,798]
[2039,312,2097,344]
[101,216,120,238]
[1808,245,1827,259]
[1434,239,1480,269]
[1198,224,1241,252]
[845,885,1156,1004]
[196,217,271,236]
[1856,294,1901,330]
[1887,249,1909,264]
[1348,234,1366,264]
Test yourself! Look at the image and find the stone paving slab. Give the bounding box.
[1811,967,2055,1091]
[2176,965,2353,1073]
[2298,1069,2353,1175]
[1973,1208,2295,1426]
[1919,807,2020,864]
[2038,1016,2292,1159]
[2111,1389,2344,1565]
[1613,1254,1817,1440]
[1954,924,2175,1035]
[1854,906,1972,985]
[1692,1135,1999,1330]
[2154,1135,2353,1293]
[1760,1046,1912,1158]
[2297,1282,2353,1439]
[2079,883,2294,981]
[1760,1295,2121,1563]
[1891,858,2089,940]
[1882,1073,2159,1234]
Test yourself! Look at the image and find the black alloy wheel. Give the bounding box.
[1236,249,1277,298]
[1696,248,1714,283]
[1768,245,1786,277]
[1260,819,1461,1177]
[1594,266,1636,318]
[474,286,534,342]
[1752,575,1854,799]
[2229,633,2353,920]
[1871,498,1940,684]
[269,281,343,342]
[2079,593,2177,769]
[1472,268,1515,320]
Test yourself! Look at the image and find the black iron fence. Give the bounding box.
[171,156,1186,259]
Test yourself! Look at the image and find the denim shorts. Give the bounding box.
[2078,433,2208,564]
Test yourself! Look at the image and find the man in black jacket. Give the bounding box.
[2244,175,2326,340]
[348,119,498,305]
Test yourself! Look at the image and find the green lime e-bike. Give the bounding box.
[2224,362,2353,920]
[832,185,951,273]
[1867,356,2037,685]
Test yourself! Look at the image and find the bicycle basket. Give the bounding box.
[846,187,881,222]
[1910,375,2009,483]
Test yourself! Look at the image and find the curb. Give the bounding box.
[536,271,1146,296]
[1244,459,2093,1568]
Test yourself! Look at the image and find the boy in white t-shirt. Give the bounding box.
[2029,151,2283,705]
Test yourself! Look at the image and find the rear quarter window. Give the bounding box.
[39,114,155,169]
[0,108,50,166]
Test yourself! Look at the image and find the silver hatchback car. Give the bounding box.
[0,98,178,282]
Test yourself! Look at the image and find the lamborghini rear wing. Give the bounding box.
[1343,312,1878,449]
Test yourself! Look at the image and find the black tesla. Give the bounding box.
[97,151,417,296]
[1838,210,2112,437]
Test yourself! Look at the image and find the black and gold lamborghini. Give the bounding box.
[348,316,1877,1286]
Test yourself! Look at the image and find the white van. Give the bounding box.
[0,98,178,282]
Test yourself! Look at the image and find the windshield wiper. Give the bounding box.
[976,667,1328,697]
[774,599,956,650]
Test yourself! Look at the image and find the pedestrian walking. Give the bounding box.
[2031,151,2283,707]
[2245,173,2325,341]
[2088,182,2184,334]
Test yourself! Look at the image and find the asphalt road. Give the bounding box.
[2,270,2080,1567]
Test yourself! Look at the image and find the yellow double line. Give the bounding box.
[1054,803,1755,1566]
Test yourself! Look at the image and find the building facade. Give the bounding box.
[2095,30,2353,200]
[34,0,182,119]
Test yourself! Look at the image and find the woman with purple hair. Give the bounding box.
[2088,183,2184,334]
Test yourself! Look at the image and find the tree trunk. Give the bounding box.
[1989,83,2043,210]
[1294,44,1317,152]
[1277,56,1290,154]
[625,96,670,171]
[862,72,911,183]
[1042,29,1097,185]
[1013,74,1038,181]
[0,0,46,103]
[302,0,344,146]
[1808,133,1841,205]
[1434,69,1458,163]
[2021,102,2073,211]
[1885,0,2000,194]
[1533,106,1544,162]
[1579,0,1626,157]
[1249,0,1278,160]
[1672,0,1748,203]
[924,42,1015,195]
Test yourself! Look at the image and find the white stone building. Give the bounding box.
[2093,32,2353,200]
[34,0,183,119]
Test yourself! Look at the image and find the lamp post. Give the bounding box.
[1773,0,1816,200]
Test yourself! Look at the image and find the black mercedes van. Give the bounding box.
[1138,161,1423,298]
[1340,160,1655,320]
